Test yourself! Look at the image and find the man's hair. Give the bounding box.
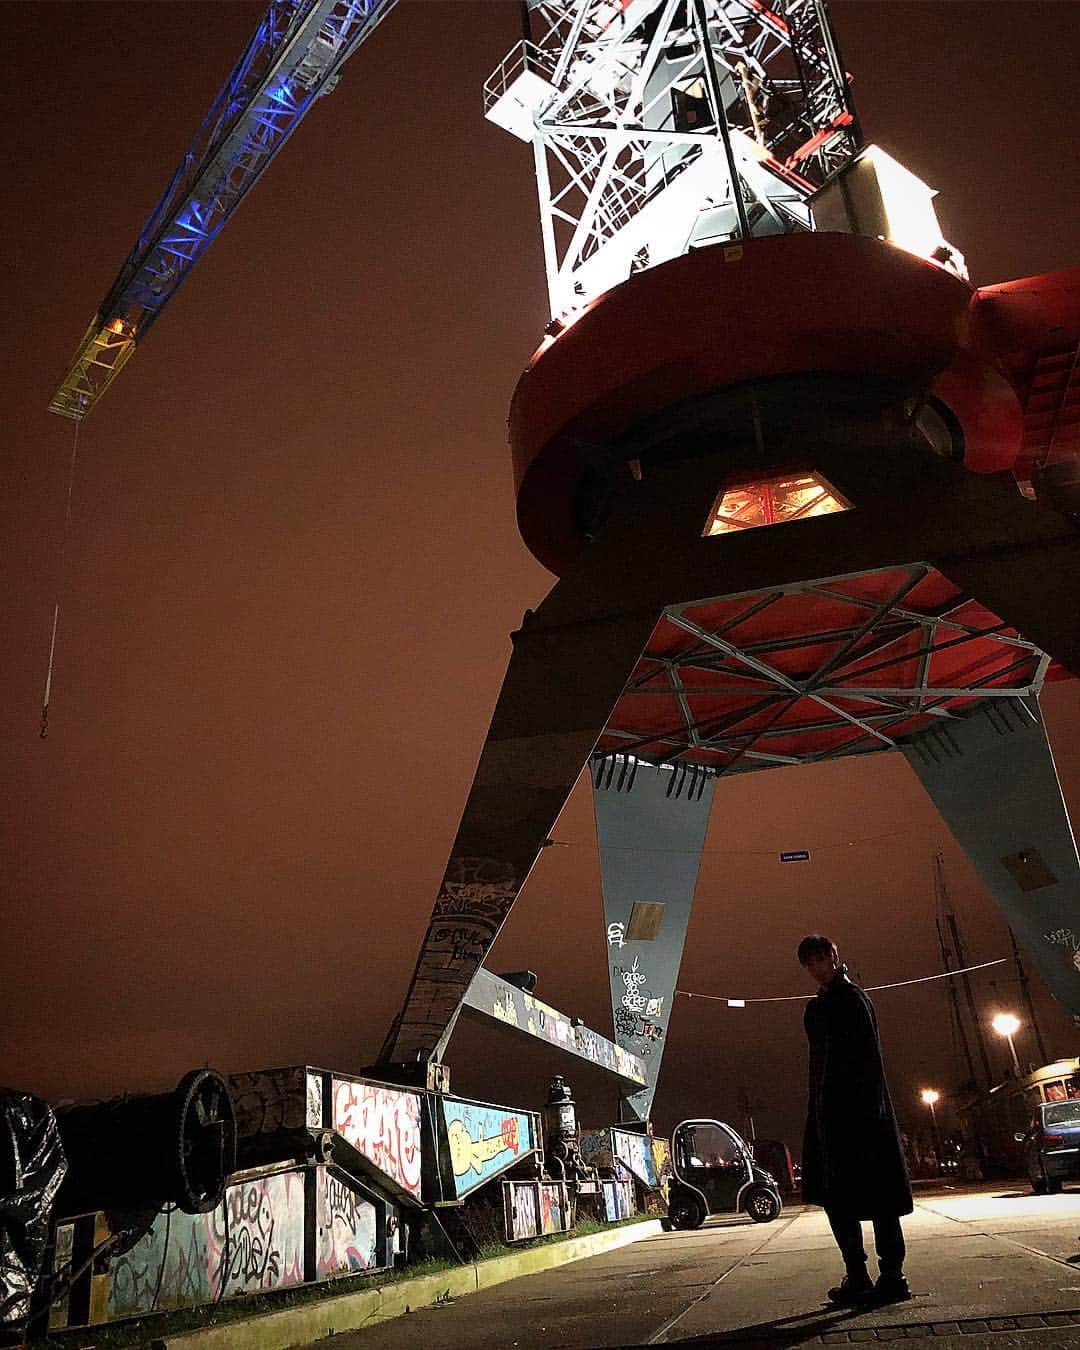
[797,934,838,966]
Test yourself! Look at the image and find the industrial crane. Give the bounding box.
[50,0,921,422]
[45,0,1080,1125]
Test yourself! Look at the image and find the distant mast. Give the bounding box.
[934,852,994,1090]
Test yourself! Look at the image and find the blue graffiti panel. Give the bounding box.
[440,1098,538,1200]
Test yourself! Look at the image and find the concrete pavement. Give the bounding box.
[299,1183,1080,1348]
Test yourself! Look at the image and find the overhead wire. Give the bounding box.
[545,822,946,857]
[676,957,1007,1006]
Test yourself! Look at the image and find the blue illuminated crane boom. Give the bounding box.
[48,0,399,421]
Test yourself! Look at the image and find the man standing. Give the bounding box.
[798,934,913,1305]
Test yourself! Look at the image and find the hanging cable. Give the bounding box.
[677,957,1007,1005]
[546,822,946,857]
[40,401,84,738]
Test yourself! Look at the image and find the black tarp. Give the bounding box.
[0,1089,66,1326]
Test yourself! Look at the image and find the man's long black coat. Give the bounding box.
[802,968,912,1218]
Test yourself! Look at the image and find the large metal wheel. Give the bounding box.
[174,1068,237,1214]
[745,1186,782,1223]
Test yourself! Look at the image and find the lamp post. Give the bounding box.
[992,1012,1022,1075]
[920,1088,942,1175]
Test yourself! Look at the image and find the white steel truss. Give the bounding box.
[484,0,858,317]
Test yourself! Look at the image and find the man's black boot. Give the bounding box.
[827,1271,874,1305]
[873,1272,912,1303]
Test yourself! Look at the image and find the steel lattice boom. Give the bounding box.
[484,0,860,317]
[49,0,398,421]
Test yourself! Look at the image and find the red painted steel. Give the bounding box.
[509,238,1080,576]
[510,233,972,574]
[595,566,1068,771]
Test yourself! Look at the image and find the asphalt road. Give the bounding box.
[302,1182,1080,1348]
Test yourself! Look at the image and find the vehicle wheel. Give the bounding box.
[745,1186,782,1223]
[668,1196,706,1230]
[1046,1177,1062,1195]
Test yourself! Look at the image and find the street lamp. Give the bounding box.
[992,1012,1022,1074]
[920,1088,942,1175]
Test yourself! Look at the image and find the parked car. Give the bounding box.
[663,1117,782,1229]
[1016,1098,1080,1193]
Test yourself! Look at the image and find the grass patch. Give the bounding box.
[39,1215,655,1348]
[475,1211,651,1260]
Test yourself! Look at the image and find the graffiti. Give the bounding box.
[109,1211,213,1317]
[109,1172,306,1318]
[634,1016,664,1042]
[579,1129,614,1170]
[441,1099,535,1199]
[386,857,521,1061]
[462,969,647,1085]
[306,1071,324,1128]
[102,1166,395,1324]
[611,959,666,1047]
[607,922,626,949]
[574,1024,645,1082]
[229,1066,308,1139]
[504,1181,570,1241]
[602,1178,635,1222]
[317,1172,378,1277]
[508,1182,538,1241]
[539,1182,567,1235]
[613,1128,658,1187]
[429,924,489,965]
[448,1118,513,1174]
[429,857,519,963]
[209,1173,306,1297]
[1044,928,1080,973]
[333,1079,423,1197]
[491,989,519,1026]
[109,1235,170,1317]
[650,1136,674,1189]
[620,956,648,1014]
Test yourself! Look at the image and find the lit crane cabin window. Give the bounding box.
[703,472,851,536]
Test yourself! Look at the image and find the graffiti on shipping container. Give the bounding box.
[539,1181,567,1234]
[612,1127,658,1188]
[316,1172,378,1277]
[332,1079,423,1197]
[108,1170,305,1317]
[579,1128,614,1171]
[441,1098,536,1199]
[650,1136,673,1189]
[229,1066,308,1138]
[103,1167,389,1322]
[503,1180,571,1242]
[603,1177,635,1222]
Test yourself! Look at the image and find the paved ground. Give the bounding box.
[301,1182,1080,1348]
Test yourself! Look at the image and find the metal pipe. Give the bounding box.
[691,0,751,240]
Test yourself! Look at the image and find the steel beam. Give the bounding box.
[904,698,1080,1019]
[594,759,716,1123]
[457,968,647,1091]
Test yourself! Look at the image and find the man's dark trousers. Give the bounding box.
[826,1209,906,1277]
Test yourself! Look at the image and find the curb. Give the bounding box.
[152,1219,662,1349]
